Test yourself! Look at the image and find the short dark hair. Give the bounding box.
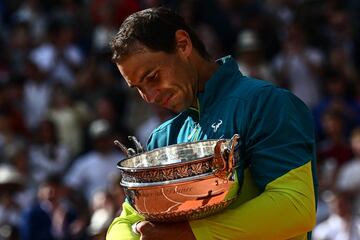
[110,7,210,62]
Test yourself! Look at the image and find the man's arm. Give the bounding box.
[187,86,317,239]
[190,161,316,240]
[106,202,145,240]
[106,161,315,240]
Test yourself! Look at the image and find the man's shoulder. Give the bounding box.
[225,75,282,103]
[237,77,305,104]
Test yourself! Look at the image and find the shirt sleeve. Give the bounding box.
[190,86,317,239]
[106,202,145,240]
[189,162,316,240]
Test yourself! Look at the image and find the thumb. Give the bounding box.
[136,221,155,234]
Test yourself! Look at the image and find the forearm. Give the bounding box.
[190,162,316,240]
[107,163,316,240]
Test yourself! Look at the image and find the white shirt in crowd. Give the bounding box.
[313,214,360,240]
[64,151,123,201]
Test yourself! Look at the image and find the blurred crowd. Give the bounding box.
[0,0,360,239]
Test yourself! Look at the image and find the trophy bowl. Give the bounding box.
[117,134,242,222]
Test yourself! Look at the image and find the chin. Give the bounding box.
[166,104,184,113]
[163,97,189,113]
[167,106,181,113]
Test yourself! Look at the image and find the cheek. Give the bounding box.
[173,90,193,110]
[168,59,193,84]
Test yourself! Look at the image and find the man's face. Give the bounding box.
[116,47,197,113]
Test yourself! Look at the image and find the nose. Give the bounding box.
[140,88,160,104]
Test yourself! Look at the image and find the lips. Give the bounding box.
[157,94,173,107]
[161,96,171,107]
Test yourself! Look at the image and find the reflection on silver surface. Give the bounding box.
[116,134,241,222]
[118,140,218,169]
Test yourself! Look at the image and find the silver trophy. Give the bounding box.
[115,134,241,222]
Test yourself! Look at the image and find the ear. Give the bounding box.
[175,30,192,58]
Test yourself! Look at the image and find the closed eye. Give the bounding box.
[146,72,158,83]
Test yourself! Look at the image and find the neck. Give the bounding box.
[189,53,219,108]
[196,57,219,92]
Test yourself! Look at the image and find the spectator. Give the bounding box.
[19,175,80,240]
[236,29,274,82]
[29,19,84,87]
[0,114,26,163]
[29,119,71,185]
[317,109,353,189]
[8,144,37,213]
[313,69,360,140]
[90,2,118,54]
[273,22,324,108]
[313,190,360,240]
[12,0,48,45]
[0,164,25,229]
[87,191,116,239]
[336,127,360,191]
[1,77,29,138]
[47,85,90,157]
[333,127,360,230]
[64,119,124,202]
[7,21,33,76]
[22,58,52,131]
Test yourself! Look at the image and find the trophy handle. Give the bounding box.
[128,136,145,154]
[212,134,240,179]
[114,136,145,157]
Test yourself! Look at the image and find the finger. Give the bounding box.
[131,221,142,235]
[136,221,155,234]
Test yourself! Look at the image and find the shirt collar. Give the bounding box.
[196,56,242,115]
